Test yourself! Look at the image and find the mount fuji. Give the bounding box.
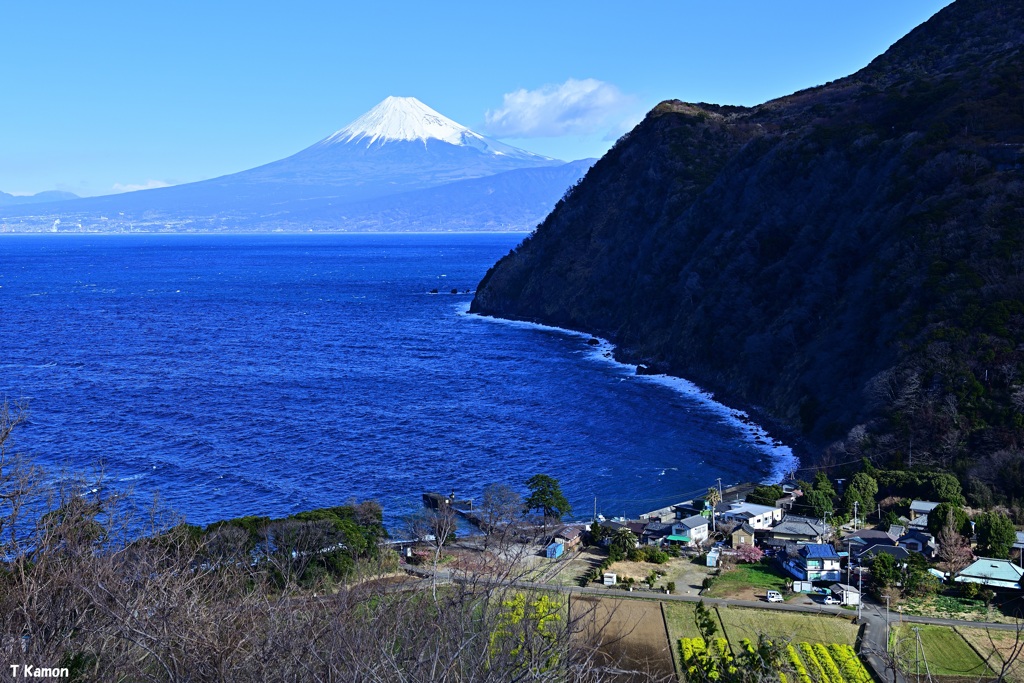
[0,97,594,232]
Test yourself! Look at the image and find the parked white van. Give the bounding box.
[766,590,783,603]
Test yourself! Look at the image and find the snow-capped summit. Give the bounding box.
[325,96,472,146]
[0,95,593,233]
[320,96,551,161]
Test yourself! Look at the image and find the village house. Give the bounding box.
[909,500,940,520]
[860,544,911,563]
[783,543,842,582]
[626,521,648,539]
[955,558,1024,590]
[906,513,930,532]
[770,515,831,544]
[897,530,936,558]
[641,521,673,546]
[674,515,710,545]
[730,522,756,548]
[844,529,897,558]
[553,526,584,549]
[775,485,803,511]
[718,501,783,529]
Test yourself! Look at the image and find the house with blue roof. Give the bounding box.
[955,558,1023,590]
[783,543,842,582]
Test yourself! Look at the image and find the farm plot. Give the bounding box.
[571,595,675,681]
[717,607,859,647]
[677,637,871,683]
[955,627,1024,683]
[890,624,993,679]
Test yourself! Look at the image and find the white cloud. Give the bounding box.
[484,78,633,138]
[111,179,172,193]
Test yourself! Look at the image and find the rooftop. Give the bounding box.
[679,514,709,528]
[956,557,1024,587]
[845,529,897,545]
[799,544,840,559]
[861,545,911,561]
[723,502,779,516]
[774,515,829,536]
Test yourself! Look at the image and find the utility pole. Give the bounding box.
[912,626,934,683]
[853,501,859,532]
[884,595,890,651]
[857,566,863,624]
[847,540,853,585]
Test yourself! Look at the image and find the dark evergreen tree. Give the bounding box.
[523,474,572,520]
[974,511,1017,558]
[746,484,784,507]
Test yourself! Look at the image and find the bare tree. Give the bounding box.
[407,504,459,603]
[935,507,974,578]
[479,483,523,550]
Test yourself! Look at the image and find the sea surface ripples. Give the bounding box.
[0,233,795,529]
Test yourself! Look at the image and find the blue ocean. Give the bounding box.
[0,233,795,529]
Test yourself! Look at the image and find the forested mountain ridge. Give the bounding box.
[471,0,1024,503]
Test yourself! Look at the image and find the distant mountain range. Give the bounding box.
[0,97,593,232]
[473,0,1024,501]
[0,190,78,207]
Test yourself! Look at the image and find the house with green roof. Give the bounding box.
[954,557,1023,590]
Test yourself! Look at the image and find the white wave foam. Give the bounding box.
[462,308,799,484]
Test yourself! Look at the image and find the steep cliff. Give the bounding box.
[471,0,1024,501]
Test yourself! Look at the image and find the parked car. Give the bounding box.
[823,595,842,605]
[766,591,783,603]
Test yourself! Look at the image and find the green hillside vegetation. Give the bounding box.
[472,0,1024,503]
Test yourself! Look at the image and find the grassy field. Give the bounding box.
[662,602,704,641]
[703,563,790,599]
[957,627,1024,683]
[890,624,993,679]
[716,606,858,648]
[664,601,722,677]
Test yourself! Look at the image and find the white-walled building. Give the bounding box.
[718,502,783,530]
[674,515,710,545]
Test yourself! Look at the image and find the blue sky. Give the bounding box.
[2,1,951,197]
